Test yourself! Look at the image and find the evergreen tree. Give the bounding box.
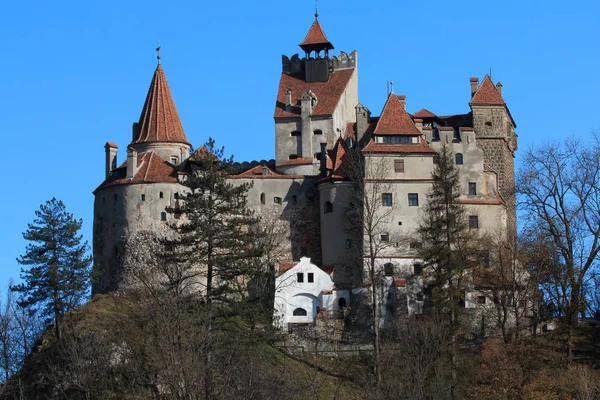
[417,145,477,399]
[12,198,92,341]
[162,138,264,399]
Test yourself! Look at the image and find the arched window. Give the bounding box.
[384,263,394,276]
[260,193,265,205]
[455,153,463,165]
[338,298,347,308]
[324,201,333,214]
[293,308,307,316]
[313,129,323,135]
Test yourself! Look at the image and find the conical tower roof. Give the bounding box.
[470,75,505,106]
[132,64,190,145]
[299,18,334,52]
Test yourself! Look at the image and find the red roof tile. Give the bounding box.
[373,93,421,135]
[279,261,296,274]
[413,108,437,118]
[470,75,505,106]
[105,142,118,149]
[274,69,355,118]
[330,138,351,179]
[132,65,190,146]
[277,157,315,167]
[299,19,334,50]
[394,279,407,287]
[362,139,437,154]
[95,151,178,192]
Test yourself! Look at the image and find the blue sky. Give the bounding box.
[0,0,598,289]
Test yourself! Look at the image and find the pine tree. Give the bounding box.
[12,198,92,341]
[417,145,477,399]
[162,138,264,399]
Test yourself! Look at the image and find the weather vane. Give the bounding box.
[315,0,319,18]
[156,41,161,65]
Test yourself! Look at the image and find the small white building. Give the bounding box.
[274,257,349,329]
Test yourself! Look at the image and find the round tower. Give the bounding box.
[92,58,191,294]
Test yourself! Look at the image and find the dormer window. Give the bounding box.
[381,136,413,144]
[170,156,178,165]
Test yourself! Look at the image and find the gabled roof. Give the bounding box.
[233,165,279,178]
[373,93,421,135]
[94,151,178,192]
[299,19,334,51]
[132,65,190,146]
[274,68,355,118]
[413,108,437,118]
[470,75,505,106]
[329,137,351,179]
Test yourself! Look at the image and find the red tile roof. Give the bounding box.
[394,279,407,287]
[470,75,505,106]
[279,261,296,274]
[95,151,178,192]
[299,19,334,50]
[105,142,118,149]
[330,138,351,179]
[132,65,190,146]
[413,108,437,118]
[233,165,279,178]
[277,157,315,167]
[274,68,355,118]
[362,139,437,154]
[373,93,421,135]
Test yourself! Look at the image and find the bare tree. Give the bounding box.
[344,148,400,387]
[517,136,600,359]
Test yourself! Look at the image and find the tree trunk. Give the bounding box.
[53,290,61,341]
[370,254,382,387]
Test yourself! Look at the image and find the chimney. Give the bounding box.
[285,88,292,110]
[126,147,137,179]
[496,82,503,97]
[470,77,479,98]
[300,91,314,159]
[262,166,269,176]
[398,95,406,109]
[355,103,370,144]
[319,142,327,173]
[104,142,118,179]
[180,147,187,165]
[414,118,423,132]
[132,122,140,142]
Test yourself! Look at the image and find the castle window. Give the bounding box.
[174,192,179,200]
[170,157,178,165]
[414,263,423,276]
[159,192,164,199]
[469,215,479,229]
[416,292,424,302]
[338,298,347,308]
[453,128,461,142]
[478,296,487,304]
[384,263,394,276]
[289,154,298,160]
[297,273,304,283]
[313,129,323,135]
[394,159,405,173]
[160,212,167,221]
[324,201,333,214]
[408,193,419,207]
[307,273,314,283]
[382,193,393,207]
[455,153,463,165]
[141,194,145,202]
[345,239,351,249]
[260,193,265,205]
[293,308,307,316]
[274,197,282,205]
[485,121,493,127]
[306,193,314,204]
[468,182,477,195]
[292,195,297,205]
[291,130,301,137]
[380,233,389,242]
[432,128,440,141]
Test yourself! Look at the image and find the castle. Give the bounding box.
[93,13,518,328]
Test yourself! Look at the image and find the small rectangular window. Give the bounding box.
[478,296,486,304]
[380,233,389,242]
[394,159,405,173]
[416,293,424,301]
[170,157,178,165]
[159,192,164,199]
[274,197,282,205]
[382,193,393,207]
[174,192,179,200]
[297,273,304,283]
[408,193,419,207]
[469,215,479,229]
[292,195,297,204]
[141,194,145,201]
[307,273,314,283]
[469,182,477,196]
[414,263,423,276]
[160,212,167,221]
